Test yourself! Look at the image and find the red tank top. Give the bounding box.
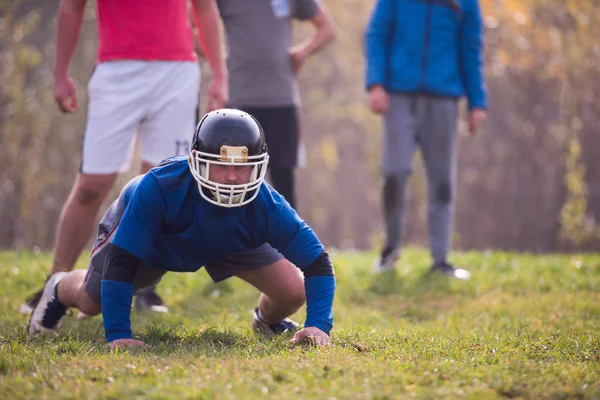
[96,0,197,62]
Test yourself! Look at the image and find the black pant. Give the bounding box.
[269,165,296,209]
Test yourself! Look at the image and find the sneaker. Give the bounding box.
[373,246,400,272]
[19,286,45,315]
[27,272,68,336]
[431,261,471,280]
[252,308,299,335]
[135,287,169,313]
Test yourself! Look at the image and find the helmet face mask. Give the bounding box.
[188,109,269,208]
[189,147,268,207]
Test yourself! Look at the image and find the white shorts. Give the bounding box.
[82,61,201,174]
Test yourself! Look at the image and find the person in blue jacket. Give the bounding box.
[365,0,488,278]
[27,109,335,348]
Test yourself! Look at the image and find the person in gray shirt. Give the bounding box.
[216,0,335,208]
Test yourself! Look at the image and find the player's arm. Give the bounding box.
[293,249,335,346]
[101,244,146,347]
[53,0,87,112]
[264,194,335,343]
[190,0,228,109]
[101,175,166,345]
[289,2,336,74]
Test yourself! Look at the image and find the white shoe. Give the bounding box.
[27,272,67,336]
[431,261,471,280]
[19,304,34,315]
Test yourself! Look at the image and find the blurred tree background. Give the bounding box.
[1,0,599,255]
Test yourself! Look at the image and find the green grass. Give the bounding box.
[1,248,599,399]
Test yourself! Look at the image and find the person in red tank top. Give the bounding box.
[96,0,197,63]
[21,0,228,315]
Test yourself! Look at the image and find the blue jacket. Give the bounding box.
[365,0,487,110]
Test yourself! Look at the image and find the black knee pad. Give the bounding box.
[383,172,410,207]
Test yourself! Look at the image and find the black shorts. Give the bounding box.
[83,243,284,302]
[235,106,299,168]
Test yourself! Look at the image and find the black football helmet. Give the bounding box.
[188,109,269,207]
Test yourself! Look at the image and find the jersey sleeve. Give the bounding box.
[262,188,324,269]
[112,173,165,263]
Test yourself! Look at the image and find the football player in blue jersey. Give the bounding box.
[28,109,335,348]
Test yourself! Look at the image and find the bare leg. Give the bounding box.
[235,259,305,323]
[51,159,153,275]
[56,270,101,316]
[50,173,118,274]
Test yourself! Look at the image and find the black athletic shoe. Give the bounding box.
[135,287,169,313]
[373,246,400,273]
[251,308,299,335]
[27,272,68,336]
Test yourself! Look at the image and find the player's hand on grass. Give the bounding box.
[107,338,148,349]
[54,75,79,113]
[290,326,330,347]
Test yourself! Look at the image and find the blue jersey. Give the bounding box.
[100,157,334,343]
[112,156,324,271]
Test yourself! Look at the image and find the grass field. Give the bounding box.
[0,248,599,399]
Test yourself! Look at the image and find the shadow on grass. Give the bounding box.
[367,268,451,296]
[140,324,302,355]
[21,324,293,358]
[360,269,467,323]
[142,324,247,350]
[200,280,234,297]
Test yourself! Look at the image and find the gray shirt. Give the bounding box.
[217,0,319,107]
